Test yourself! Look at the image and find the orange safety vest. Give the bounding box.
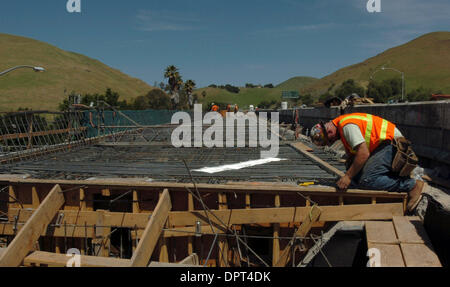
[211,105,219,112]
[332,113,396,155]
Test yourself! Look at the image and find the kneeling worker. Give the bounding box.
[310,113,425,212]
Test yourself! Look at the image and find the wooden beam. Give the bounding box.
[291,141,314,152]
[179,253,199,265]
[274,205,321,267]
[290,143,345,177]
[23,251,130,267]
[2,203,404,238]
[130,189,172,267]
[272,194,281,267]
[0,184,65,267]
[218,193,229,267]
[0,178,407,199]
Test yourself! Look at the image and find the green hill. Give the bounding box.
[301,31,450,97]
[0,33,154,111]
[196,87,284,108]
[195,76,317,109]
[276,76,318,91]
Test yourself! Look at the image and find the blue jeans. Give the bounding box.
[351,143,416,193]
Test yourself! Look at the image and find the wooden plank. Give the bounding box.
[23,251,130,267]
[392,216,428,244]
[218,193,229,267]
[148,261,200,267]
[290,143,345,177]
[367,243,405,267]
[0,184,65,267]
[272,194,281,267]
[365,221,399,244]
[130,189,172,267]
[187,192,194,255]
[2,203,404,238]
[291,141,314,152]
[179,253,199,265]
[158,190,169,263]
[0,178,407,199]
[400,243,442,267]
[274,205,321,267]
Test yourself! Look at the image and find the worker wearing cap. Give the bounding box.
[310,113,425,212]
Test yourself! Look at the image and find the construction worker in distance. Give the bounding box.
[310,113,425,212]
[211,103,219,112]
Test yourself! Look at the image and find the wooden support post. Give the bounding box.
[8,185,19,210]
[0,184,65,267]
[130,189,171,267]
[132,190,140,253]
[101,189,111,197]
[187,192,194,255]
[32,186,40,209]
[158,191,169,263]
[272,194,281,267]
[79,188,86,210]
[245,193,251,209]
[274,205,321,267]
[94,210,111,257]
[218,193,229,267]
[132,190,140,213]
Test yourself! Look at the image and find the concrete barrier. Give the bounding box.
[276,101,450,165]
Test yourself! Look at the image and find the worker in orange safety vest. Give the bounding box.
[211,103,219,112]
[310,113,425,212]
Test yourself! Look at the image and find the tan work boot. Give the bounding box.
[407,180,425,212]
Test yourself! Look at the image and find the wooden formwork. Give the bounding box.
[0,177,410,267]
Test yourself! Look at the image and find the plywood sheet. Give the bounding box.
[400,243,442,267]
[367,243,405,267]
[366,221,398,244]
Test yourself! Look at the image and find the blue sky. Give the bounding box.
[1,0,449,87]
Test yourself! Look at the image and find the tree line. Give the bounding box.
[59,65,199,111]
[319,78,439,104]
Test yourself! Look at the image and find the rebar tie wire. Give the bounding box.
[182,159,270,267]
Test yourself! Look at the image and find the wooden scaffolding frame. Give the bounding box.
[0,177,416,267]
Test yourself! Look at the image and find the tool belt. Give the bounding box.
[391,137,418,177]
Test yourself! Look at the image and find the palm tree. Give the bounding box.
[184,80,196,96]
[184,80,196,108]
[164,65,183,94]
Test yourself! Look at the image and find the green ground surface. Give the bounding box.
[0,33,154,111]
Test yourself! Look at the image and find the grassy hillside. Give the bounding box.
[196,87,284,108]
[276,76,318,91]
[0,33,154,111]
[301,32,450,97]
[196,77,316,108]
